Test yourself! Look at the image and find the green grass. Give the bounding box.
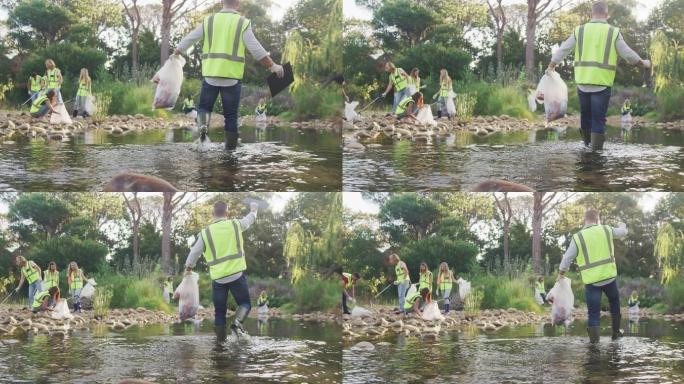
[656,86,684,122]
[459,82,535,120]
[291,276,339,313]
[291,83,341,120]
[472,273,543,313]
[93,273,172,313]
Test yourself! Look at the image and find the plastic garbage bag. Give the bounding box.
[50,103,72,125]
[173,272,199,320]
[405,283,417,301]
[351,305,372,317]
[80,279,97,299]
[84,95,97,116]
[51,299,74,320]
[535,71,567,122]
[446,91,456,117]
[421,302,444,321]
[456,278,471,300]
[344,101,360,122]
[527,91,537,112]
[628,303,639,319]
[534,288,544,305]
[258,303,269,316]
[415,106,437,126]
[152,55,185,110]
[256,110,268,123]
[186,110,198,120]
[162,287,171,304]
[547,276,574,326]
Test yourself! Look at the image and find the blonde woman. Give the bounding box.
[67,262,87,313]
[407,68,421,95]
[73,68,92,118]
[436,262,454,314]
[44,59,63,104]
[389,254,410,312]
[381,62,411,114]
[44,261,60,290]
[432,68,453,119]
[418,262,432,293]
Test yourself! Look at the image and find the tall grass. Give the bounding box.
[93,288,113,318]
[656,86,684,121]
[291,83,341,120]
[472,273,543,312]
[291,276,339,313]
[459,82,534,120]
[664,276,684,313]
[463,289,483,317]
[93,273,172,312]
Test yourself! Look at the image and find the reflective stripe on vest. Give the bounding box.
[22,263,40,284]
[391,69,407,91]
[440,80,451,97]
[395,261,407,282]
[404,291,421,310]
[45,271,59,288]
[574,22,619,86]
[395,96,413,115]
[30,77,42,92]
[31,94,48,114]
[439,272,453,291]
[201,12,250,80]
[70,269,83,290]
[573,225,617,285]
[46,68,59,89]
[32,290,50,309]
[200,219,246,281]
[419,271,431,291]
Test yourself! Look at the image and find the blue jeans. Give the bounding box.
[578,87,611,134]
[342,292,350,314]
[585,279,621,327]
[392,88,411,114]
[397,280,409,311]
[31,103,49,118]
[212,274,251,327]
[199,79,242,133]
[27,280,41,308]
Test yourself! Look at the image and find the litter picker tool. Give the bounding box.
[21,95,33,106]
[358,96,381,112]
[374,284,393,298]
[267,62,294,97]
[0,290,15,305]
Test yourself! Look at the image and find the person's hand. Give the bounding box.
[269,63,285,78]
[184,267,193,276]
[174,48,182,56]
[350,297,356,304]
[344,95,350,103]
[558,270,566,279]
[547,62,556,74]
[14,287,20,293]
[640,59,651,69]
[250,202,258,214]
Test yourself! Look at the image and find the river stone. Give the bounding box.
[352,341,375,351]
[7,121,15,130]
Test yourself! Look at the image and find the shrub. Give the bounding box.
[459,82,534,120]
[291,276,339,313]
[464,288,483,316]
[93,288,113,318]
[291,83,341,120]
[664,277,684,313]
[656,86,684,122]
[472,273,542,312]
[93,273,171,312]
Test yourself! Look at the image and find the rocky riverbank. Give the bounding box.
[240,115,342,132]
[342,305,684,342]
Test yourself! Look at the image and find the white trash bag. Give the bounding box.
[415,106,437,126]
[51,299,74,320]
[80,278,97,299]
[527,90,537,112]
[534,288,544,305]
[152,54,185,110]
[446,90,456,117]
[186,110,198,120]
[351,305,372,317]
[344,101,361,122]
[628,303,639,319]
[535,71,567,122]
[405,283,417,301]
[258,303,269,316]
[173,272,199,320]
[421,301,444,321]
[50,103,73,125]
[84,95,97,116]
[547,276,574,326]
[456,278,471,300]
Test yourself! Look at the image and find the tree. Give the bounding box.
[160,192,203,274]
[531,192,572,274]
[160,0,210,64]
[494,192,513,266]
[8,0,73,48]
[122,0,142,73]
[525,0,570,80]
[8,193,72,244]
[123,193,143,268]
[378,193,442,246]
[486,0,507,74]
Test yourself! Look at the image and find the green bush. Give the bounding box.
[93,273,172,313]
[472,273,543,312]
[656,85,684,122]
[104,82,156,116]
[291,276,339,313]
[664,277,684,313]
[291,83,341,120]
[459,82,534,120]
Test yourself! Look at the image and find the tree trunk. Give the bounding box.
[531,193,543,274]
[131,30,139,73]
[496,29,504,74]
[525,0,538,81]
[502,220,510,266]
[161,192,174,275]
[132,220,140,268]
[160,1,173,65]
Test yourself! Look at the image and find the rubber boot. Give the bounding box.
[231,306,250,337]
[197,111,211,142]
[581,129,591,147]
[72,110,78,118]
[587,326,601,344]
[590,132,605,151]
[437,110,442,119]
[214,325,227,343]
[225,132,239,151]
[611,314,623,340]
[444,303,450,314]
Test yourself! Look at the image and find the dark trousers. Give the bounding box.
[212,274,251,327]
[342,292,350,314]
[585,279,620,327]
[578,87,612,134]
[198,79,242,133]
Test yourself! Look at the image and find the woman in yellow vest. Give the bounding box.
[30,90,59,119]
[13,256,43,309]
[418,262,432,293]
[32,286,60,313]
[337,267,360,315]
[73,68,92,118]
[28,72,45,101]
[547,1,650,151]
[395,92,423,120]
[44,262,60,290]
[67,262,87,313]
[535,276,546,304]
[174,0,285,151]
[389,253,411,313]
[436,262,454,314]
[432,68,453,119]
[407,68,422,95]
[257,290,269,315]
[182,96,197,114]
[44,59,63,104]
[404,287,431,316]
[557,209,628,343]
[381,62,411,114]
[163,277,174,304]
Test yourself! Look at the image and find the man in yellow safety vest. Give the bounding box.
[547,1,650,151]
[175,0,285,151]
[184,200,258,338]
[557,209,627,343]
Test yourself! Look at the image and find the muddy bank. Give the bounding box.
[0,305,337,340]
[342,305,684,341]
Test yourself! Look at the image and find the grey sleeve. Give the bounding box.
[184,236,205,268]
[243,26,269,61]
[612,223,628,239]
[551,33,577,64]
[176,24,204,54]
[559,240,578,272]
[239,212,257,231]
[615,33,642,65]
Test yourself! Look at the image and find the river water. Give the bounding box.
[344,126,684,191]
[0,125,342,192]
[0,318,342,383]
[343,318,684,384]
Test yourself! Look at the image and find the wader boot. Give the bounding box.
[197,111,211,143]
[581,129,591,147]
[72,109,78,118]
[437,110,442,119]
[587,326,601,344]
[231,306,250,338]
[444,303,450,314]
[225,132,239,151]
[590,132,605,151]
[611,314,623,340]
[214,325,227,343]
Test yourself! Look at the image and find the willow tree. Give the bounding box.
[655,222,683,285]
[283,222,308,283]
[650,29,684,93]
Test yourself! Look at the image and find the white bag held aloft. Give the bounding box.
[421,302,444,321]
[174,272,199,320]
[344,101,361,122]
[51,299,74,320]
[152,54,185,110]
[456,278,471,300]
[84,95,97,116]
[547,276,574,326]
[351,305,372,317]
[50,103,73,125]
[80,278,97,299]
[535,71,567,122]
